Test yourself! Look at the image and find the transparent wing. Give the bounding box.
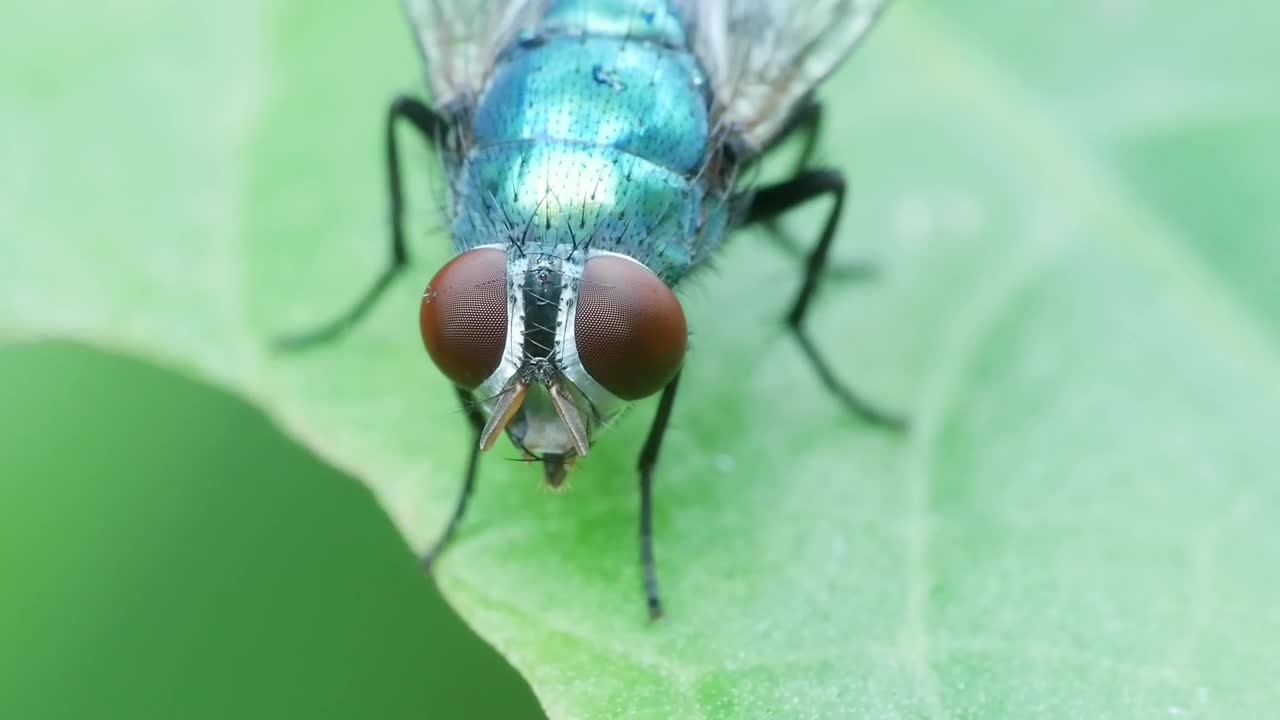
[402,0,547,108]
[679,0,889,152]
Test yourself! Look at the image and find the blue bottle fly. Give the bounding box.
[285,0,901,618]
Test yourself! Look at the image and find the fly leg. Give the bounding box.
[637,372,681,620]
[276,96,448,349]
[782,100,823,177]
[746,170,905,431]
[755,103,876,283]
[420,387,487,569]
[753,99,824,175]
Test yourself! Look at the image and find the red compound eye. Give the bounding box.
[575,254,687,400]
[420,247,508,388]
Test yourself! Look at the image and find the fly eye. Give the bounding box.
[575,254,687,400]
[420,247,508,388]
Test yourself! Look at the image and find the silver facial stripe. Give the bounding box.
[474,246,634,435]
[557,250,639,425]
[474,244,524,408]
[550,253,581,366]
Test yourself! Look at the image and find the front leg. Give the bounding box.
[636,372,682,620]
[277,95,448,349]
[745,170,905,431]
[420,386,488,569]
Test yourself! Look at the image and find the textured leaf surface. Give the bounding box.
[3,2,1278,717]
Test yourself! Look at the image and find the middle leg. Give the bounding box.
[754,103,876,282]
[745,170,905,431]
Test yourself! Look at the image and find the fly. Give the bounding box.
[281,0,904,619]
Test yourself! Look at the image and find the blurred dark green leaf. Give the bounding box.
[0,344,541,719]
[2,1,1278,717]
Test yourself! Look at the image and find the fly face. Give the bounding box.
[420,247,686,486]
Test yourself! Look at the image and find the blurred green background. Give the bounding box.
[0,343,544,719]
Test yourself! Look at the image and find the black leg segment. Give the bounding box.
[753,105,876,281]
[746,170,906,431]
[637,372,681,620]
[420,387,487,569]
[755,99,823,175]
[276,95,448,350]
[783,100,823,176]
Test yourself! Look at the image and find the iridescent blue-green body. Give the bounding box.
[287,0,889,616]
[452,0,731,285]
[383,0,892,615]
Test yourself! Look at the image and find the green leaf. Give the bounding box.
[4,1,1278,717]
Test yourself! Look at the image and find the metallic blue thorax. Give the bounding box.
[450,0,729,286]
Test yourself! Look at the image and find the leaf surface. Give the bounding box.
[3,1,1278,717]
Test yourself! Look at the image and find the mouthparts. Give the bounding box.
[541,453,574,488]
